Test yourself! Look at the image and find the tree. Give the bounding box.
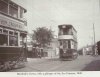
[32,27,54,47]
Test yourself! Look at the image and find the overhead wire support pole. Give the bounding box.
[93,23,96,55]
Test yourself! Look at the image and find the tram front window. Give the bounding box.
[61,40,71,49]
[63,28,72,35]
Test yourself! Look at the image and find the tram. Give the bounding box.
[58,24,78,60]
[0,0,27,71]
[97,41,100,55]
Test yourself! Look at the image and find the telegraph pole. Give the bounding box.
[93,23,97,55]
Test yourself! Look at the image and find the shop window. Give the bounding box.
[9,2,18,18]
[0,34,8,46]
[0,0,8,14]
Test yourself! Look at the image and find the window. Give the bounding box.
[68,40,71,49]
[9,2,18,18]
[63,28,72,35]
[0,29,19,46]
[3,29,8,35]
[14,32,18,36]
[9,31,18,46]
[0,29,8,46]
[59,29,63,35]
[63,41,68,49]
[20,7,23,18]
[0,28,2,33]
[9,36,18,46]
[0,0,8,14]
[9,31,13,35]
[0,34,8,46]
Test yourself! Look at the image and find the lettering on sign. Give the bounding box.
[0,17,24,31]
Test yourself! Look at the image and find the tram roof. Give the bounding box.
[10,0,27,12]
[58,24,77,32]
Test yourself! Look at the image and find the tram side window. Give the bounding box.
[0,28,2,33]
[9,31,18,46]
[3,30,8,34]
[0,34,8,46]
[9,36,18,46]
[0,0,8,14]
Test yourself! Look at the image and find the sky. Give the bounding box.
[13,0,100,49]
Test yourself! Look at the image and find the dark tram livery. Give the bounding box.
[0,0,27,71]
[58,24,78,60]
[97,41,100,55]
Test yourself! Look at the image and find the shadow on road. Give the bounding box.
[81,60,100,71]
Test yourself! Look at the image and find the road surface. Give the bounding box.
[9,55,100,72]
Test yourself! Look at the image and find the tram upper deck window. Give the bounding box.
[0,0,8,14]
[9,2,18,18]
[63,28,72,35]
[20,7,24,18]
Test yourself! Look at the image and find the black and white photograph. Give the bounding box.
[0,0,100,74]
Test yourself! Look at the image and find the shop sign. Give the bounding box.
[0,17,25,31]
